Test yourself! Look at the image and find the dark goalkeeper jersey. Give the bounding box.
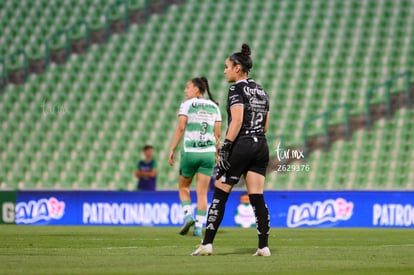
[226,78,269,137]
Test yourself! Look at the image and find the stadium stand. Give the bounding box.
[0,0,413,190]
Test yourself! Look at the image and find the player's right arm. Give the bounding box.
[214,120,222,162]
[214,104,222,160]
[168,115,187,165]
[226,105,243,142]
[225,85,244,142]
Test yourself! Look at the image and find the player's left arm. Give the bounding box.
[264,112,269,133]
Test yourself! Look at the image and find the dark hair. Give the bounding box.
[191,77,218,105]
[142,145,153,151]
[229,43,252,73]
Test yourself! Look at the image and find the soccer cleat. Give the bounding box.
[179,216,195,235]
[252,247,271,256]
[193,227,202,237]
[191,243,213,256]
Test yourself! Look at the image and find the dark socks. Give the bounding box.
[249,194,270,249]
[202,187,229,245]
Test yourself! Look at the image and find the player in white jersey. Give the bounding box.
[169,77,222,236]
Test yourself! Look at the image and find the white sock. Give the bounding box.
[181,201,193,219]
[195,209,206,228]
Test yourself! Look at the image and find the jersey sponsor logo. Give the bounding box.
[229,94,240,105]
[187,139,214,148]
[196,110,216,120]
[16,197,66,224]
[372,203,414,227]
[243,86,267,97]
[287,198,354,227]
[249,97,267,107]
[248,97,268,114]
[191,102,217,111]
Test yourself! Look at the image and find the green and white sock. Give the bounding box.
[195,209,206,228]
[181,201,193,220]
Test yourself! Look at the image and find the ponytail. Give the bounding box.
[229,43,253,73]
[200,77,218,106]
[192,77,219,106]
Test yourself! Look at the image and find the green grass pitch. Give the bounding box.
[0,226,413,274]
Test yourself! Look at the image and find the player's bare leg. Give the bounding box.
[193,173,210,236]
[179,175,195,235]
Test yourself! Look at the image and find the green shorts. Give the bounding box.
[180,151,216,178]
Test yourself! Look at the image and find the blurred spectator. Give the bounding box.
[135,145,157,191]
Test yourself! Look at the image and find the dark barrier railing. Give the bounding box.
[105,0,129,41]
[45,20,90,69]
[365,70,411,127]
[302,103,350,158]
[0,50,28,89]
[1,0,172,89]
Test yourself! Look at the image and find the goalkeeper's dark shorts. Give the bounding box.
[221,135,269,185]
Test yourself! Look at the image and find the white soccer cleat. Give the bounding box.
[191,243,213,256]
[252,247,271,256]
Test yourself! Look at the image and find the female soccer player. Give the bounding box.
[168,77,222,237]
[192,44,271,256]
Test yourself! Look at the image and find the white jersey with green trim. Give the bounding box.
[179,97,222,153]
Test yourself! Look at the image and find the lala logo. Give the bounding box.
[15,197,66,224]
[287,198,353,228]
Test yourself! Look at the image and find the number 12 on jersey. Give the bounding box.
[250,111,264,127]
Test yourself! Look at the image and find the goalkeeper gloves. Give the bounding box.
[216,139,233,179]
